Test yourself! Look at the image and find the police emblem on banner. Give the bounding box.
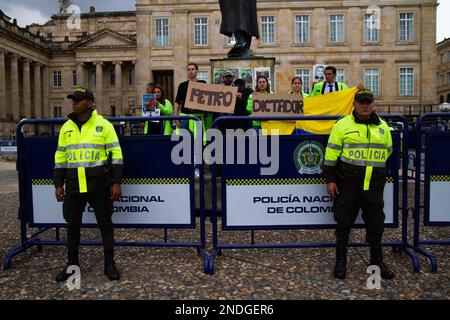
[294,140,325,175]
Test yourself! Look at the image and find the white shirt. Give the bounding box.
[324,82,336,94]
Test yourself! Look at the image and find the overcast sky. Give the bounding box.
[0,0,449,43]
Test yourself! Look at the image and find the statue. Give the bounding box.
[219,0,259,58]
[59,0,73,14]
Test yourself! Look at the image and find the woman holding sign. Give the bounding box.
[144,84,173,136]
[246,74,273,129]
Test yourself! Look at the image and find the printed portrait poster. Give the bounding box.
[313,64,328,82]
[229,68,240,79]
[213,68,225,84]
[142,94,160,117]
[254,66,271,80]
[241,68,253,89]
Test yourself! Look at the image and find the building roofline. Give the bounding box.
[51,11,136,20]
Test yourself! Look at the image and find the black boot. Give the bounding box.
[370,247,395,279]
[334,247,347,279]
[104,262,120,281]
[55,264,80,283]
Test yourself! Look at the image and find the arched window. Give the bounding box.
[440,95,445,104]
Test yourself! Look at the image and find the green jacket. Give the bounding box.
[54,109,123,194]
[144,99,173,135]
[309,81,348,97]
[323,111,393,191]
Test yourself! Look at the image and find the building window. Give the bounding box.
[155,18,169,47]
[399,13,414,41]
[72,70,77,87]
[227,34,236,45]
[110,69,116,86]
[440,95,445,104]
[447,72,450,85]
[336,69,345,83]
[295,15,310,44]
[53,71,62,87]
[438,74,444,87]
[91,70,96,87]
[197,71,208,83]
[448,51,450,63]
[129,67,135,85]
[261,16,276,44]
[295,69,310,94]
[111,105,116,117]
[399,67,414,96]
[53,106,62,118]
[364,68,380,97]
[364,13,379,42]
[194,18,208,46]
[329,14,344,43]
[440,53,445,65]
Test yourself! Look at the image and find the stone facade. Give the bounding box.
[0,0,438,139]
[437,38,450,104]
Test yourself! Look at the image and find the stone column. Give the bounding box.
[0,48,6,119]
[10,54,20,121]
[22,58,31,119]
[76,62,84,87]
[135,10,152,110]
[33,62,42,119]
[94,61,103,113]
[42,65,50,118]
[114,61,123,116]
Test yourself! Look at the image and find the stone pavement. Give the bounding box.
[0,160,448,300]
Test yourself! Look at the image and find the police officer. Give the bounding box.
[309,66,348,96]
[54,87,123,282]
[323,89,395,280]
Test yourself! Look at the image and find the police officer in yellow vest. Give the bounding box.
[309,66,348,97]
[323,89,395,280]
[54,88,123,282]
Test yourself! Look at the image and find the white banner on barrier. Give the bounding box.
[225,183,394,227]
[430,182,450,223]
[32,184,191,225]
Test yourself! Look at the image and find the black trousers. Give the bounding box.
[333,182,385,249]
[63,187,114,265]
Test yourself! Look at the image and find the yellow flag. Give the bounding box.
[261,87,357,135]
[297,87,357,134]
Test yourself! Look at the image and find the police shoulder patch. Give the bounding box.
[96,126,103,133]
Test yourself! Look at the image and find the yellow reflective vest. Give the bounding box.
[324,111,393,191]
[54,109,123,194]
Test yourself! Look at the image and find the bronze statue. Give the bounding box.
[219,0,259,58]
[59,0,73,14]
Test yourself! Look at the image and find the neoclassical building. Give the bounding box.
[0,0,438,138]
[437,38,450,104]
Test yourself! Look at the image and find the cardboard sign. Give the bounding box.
[252,93,304,117]
[185,82,237,114]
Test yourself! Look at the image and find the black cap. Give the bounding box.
[354,89,374,103]
[67,87,95,101]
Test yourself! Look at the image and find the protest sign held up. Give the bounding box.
[252,93,304,117]
[185,81,238,114]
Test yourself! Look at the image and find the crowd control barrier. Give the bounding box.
[412,113,450,272]
[206,115,419,275]
[3,116,210,273]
